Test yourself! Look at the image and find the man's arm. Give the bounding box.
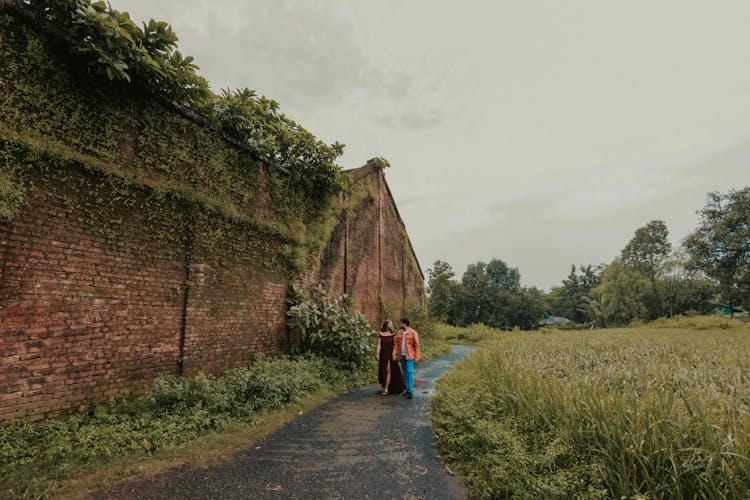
[413,330,420,363]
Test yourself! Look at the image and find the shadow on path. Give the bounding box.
[90,345,475,500]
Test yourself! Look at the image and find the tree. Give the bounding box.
[661,250,716,316]
[621,220,671,282]
[549,264,601,323]
[427,260,458,322]
[620,220,672,319]
[508,287,548,330]
[684,187,750,311]
[582,260,651,327]
[485,259,521,291]
[460,262,491,325]
[427,258,549,329]
[460,259,522,328]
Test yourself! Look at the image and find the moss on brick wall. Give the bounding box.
[0,10,353,424]
[0,14,341,275]
[0,9,426,425]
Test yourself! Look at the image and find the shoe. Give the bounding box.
[401,391,408,398]
[380,390,388,395]
[406,391,413,399]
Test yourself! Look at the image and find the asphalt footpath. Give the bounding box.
[89,345,475,500]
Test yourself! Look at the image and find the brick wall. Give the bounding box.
[0,19,424,426]
[0,164,298,424]
[307,163,426,327]
[0,161,424,426]
[181,218,290,376]
[0,167,186,423]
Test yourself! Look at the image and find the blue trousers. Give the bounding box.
[400,356,415,393]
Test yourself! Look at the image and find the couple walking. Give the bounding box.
[375,317,420,399]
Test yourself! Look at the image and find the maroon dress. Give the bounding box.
[378,333,405,394]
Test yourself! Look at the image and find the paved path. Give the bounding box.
[90,345,474,500]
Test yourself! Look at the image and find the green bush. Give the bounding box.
[645,314,745,330]
[286,284,375,369]
[7,1,345,198]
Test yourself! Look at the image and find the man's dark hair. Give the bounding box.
[400,317,410,327]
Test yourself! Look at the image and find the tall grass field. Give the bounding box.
[432,318,750,499]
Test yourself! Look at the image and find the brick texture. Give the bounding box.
[181,218,289,376]
[307,163,425,327]
[0,168,185,423]
[0,162,424,426]
[0,24,424,426]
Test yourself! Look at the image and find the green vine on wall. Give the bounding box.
[0,9,359,276]
[6,0,345,197]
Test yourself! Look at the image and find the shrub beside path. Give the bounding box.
[89,345,475,500]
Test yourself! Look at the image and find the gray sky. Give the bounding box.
[119,0,750,290]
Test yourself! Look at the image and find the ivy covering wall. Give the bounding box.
[0,2,426,425]
[0,2,348,274]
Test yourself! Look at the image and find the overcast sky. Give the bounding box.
[119,0,750,290]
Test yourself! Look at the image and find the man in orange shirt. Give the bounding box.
[392,317,420,399]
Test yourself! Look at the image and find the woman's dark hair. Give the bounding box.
[381,320,393,332]
[400,317,410,327]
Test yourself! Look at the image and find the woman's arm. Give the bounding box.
[375,336,381,361]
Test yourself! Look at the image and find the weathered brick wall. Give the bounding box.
[0,17,299,424]
[0,166,293,424]
[345,195,382,322]
[181,218,290,376]
[380,169,425,315]
[0,18,424,426]
[0,162,424,425]
[0,166,186,423]
[0,162,424,426]
[307,164,426,327]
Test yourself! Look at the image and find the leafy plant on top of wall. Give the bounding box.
[3,0,345,201]
[0,1,358,276]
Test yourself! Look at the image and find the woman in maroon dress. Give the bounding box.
[376,320,405,395]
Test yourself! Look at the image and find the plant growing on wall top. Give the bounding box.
[8,0,345,197]
[368,157,391,170]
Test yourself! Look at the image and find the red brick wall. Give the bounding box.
[0,163,296,424]
[181,218,289,376]
[344,195,381,322]
[308,164,426,327]
[0,163,424,426]
[0,167,186,424]
[314,199,347,297]
[0,22,424,425]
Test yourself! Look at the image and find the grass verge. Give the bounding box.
[0,355,373,499]
[432,319,750,499]
[54,389,337,499]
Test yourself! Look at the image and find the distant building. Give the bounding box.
[538,315,572,327]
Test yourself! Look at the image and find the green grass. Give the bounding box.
[419,330,452,361]
[434,323,501,345]
[0,355,374,499]
[432,319,750,499]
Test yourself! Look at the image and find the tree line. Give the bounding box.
[427,186,750,329]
